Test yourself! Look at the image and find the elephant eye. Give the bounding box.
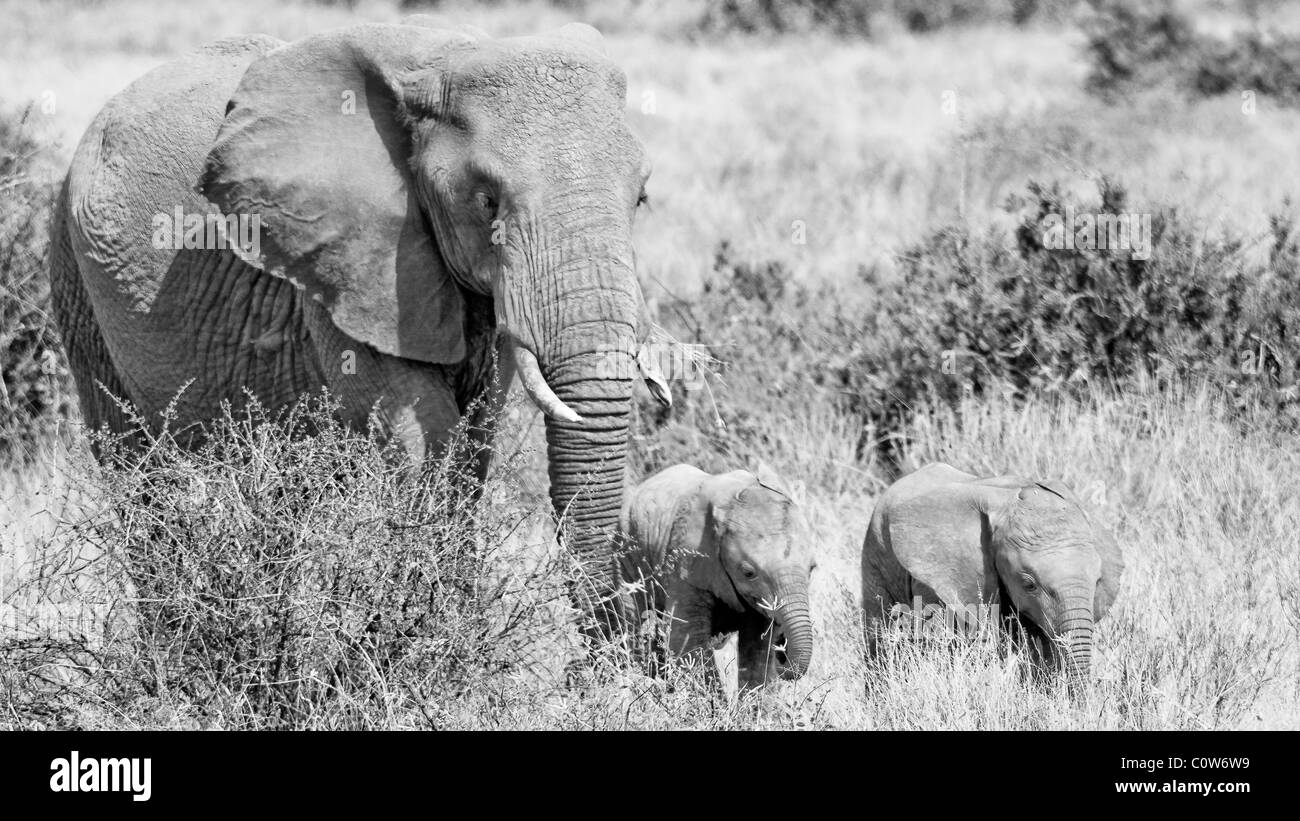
[1021,574,1038,591]
[636,189,649,209]
[739,562,758,580]
[473,190,498,220]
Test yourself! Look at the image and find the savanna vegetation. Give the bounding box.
[1,0,1297,728]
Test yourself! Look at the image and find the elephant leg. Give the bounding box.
[736,608,780,690]
[662,584,721,687]
[617,557,664,676]
[860,573,895,661]
[303,302,461,463]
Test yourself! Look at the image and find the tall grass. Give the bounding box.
[492,377,1299,730]
[0,104,72,463]
[894,380,1299,728]
[4,377,1293,729]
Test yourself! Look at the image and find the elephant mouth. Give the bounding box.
[772,628,792,675]
[746,602,794,677]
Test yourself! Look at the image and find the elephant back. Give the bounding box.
[64,35,284,319]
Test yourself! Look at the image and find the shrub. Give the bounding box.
[1,395,579,729]
[630,240,832,475]
[696,0,1043,38]
[862,179,1299,424]
[1085,0,1300,105]
[0,106,72,461]
[1084,0,1198,96]
[638,179,1300,468]
[891,0,1027,33]
[1193,29,1300,106]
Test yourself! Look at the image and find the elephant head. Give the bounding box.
[197,23,657,630]
[885,469,1124,681]
[671,470,815,679]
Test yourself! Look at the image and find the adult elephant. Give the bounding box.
[49,21,668,636]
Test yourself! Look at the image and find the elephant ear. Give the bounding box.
[1092,524,1124,619]
[199,23,476,364]
[666,475,745,613]
[885,476,1010,609]
[1033,479,1125,619]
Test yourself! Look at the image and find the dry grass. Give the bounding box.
[2,0,1298,728]
[619,378,1299,730]
[6,379,1292,730]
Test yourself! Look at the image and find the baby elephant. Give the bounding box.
[861,463,1124,680]
[621,464,815,689]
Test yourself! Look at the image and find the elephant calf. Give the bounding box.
[620,464,815,689]
[861,463,1124,680]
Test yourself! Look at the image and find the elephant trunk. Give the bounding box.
[772,571,814,679]
[543,353,634,636]
[524,239,639,640]
[1057,599,1095,683]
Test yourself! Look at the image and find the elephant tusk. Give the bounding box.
[636,345,672,408]
[513,343,582,423]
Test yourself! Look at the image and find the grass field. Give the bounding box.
[1,0,1297,729]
